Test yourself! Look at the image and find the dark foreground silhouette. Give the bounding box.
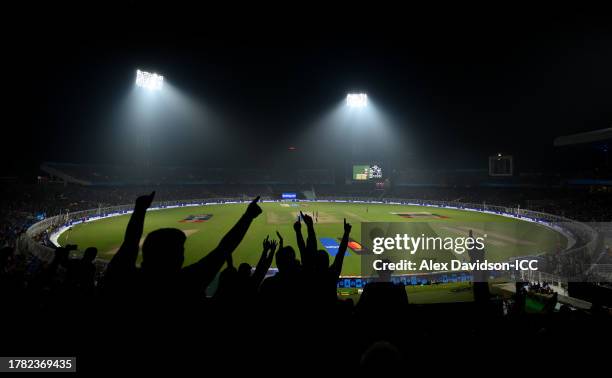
[1,193,610,372]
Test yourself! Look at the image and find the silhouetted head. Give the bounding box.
[142,228,186,274]
[54,247,70,265]
[275,246,297,273]
[82,247,97,263]
[315,249,330,272]
[217,266,237,291]
[376,258,393,282]
[238,263,252,278]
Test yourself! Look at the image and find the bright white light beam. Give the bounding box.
[346,93,368,107]
[136,69,164,91]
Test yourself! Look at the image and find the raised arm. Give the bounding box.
[225,248,234,270]
[276,230,284,250]
[293,217,308,265]
[302,211,317,255]
[330,219,352,279]
[252,237,277,288]
[183,196,262,290]
[107,192,155,273]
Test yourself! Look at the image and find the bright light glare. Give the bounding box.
[136,69,164,91]
[346,93,368,107]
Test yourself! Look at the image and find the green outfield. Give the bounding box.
[58,201,567,277]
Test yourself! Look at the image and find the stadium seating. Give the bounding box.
[2,169,612,371]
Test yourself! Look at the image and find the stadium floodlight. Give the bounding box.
[346,93,368,107]
[136,69,164,91]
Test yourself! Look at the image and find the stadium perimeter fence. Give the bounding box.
[19,197,602,287]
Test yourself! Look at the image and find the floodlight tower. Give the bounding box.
[136,69,164,91]
[346,93,368,108]
[135,69,164,167]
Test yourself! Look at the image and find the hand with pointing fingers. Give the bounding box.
[246,196,263,219]
[343,218,352,234]
[135,191,156,211]
[301,211,313,227]
[293,217,301,232]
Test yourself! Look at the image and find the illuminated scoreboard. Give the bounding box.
[353,164,383,181]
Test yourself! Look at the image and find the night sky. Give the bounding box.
[4,5,612,176]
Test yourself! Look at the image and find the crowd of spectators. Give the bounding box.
[526,281,555,295]
[387,186,612,222]
[3,180,612,255]
[42,162,336,186]
[2,191,612,370]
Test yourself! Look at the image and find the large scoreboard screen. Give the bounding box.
[352,164,383,181]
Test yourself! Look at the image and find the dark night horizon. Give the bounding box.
[4,8,612,175]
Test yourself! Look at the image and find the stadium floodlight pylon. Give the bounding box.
[136,69,164,91]
[346,93,367,107]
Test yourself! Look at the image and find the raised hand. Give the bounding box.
[269,239,278,254]
[253,237,277,287]
[246,196,263,219]
[300,211,313,227]
[262,235,271,251]
[262,235,279,254]
[293,217,301,232]
[259,236,277,264]
[265,239,278,268]
[331,219,352,277]
[344,218,352,234]
[135,191,155,211]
